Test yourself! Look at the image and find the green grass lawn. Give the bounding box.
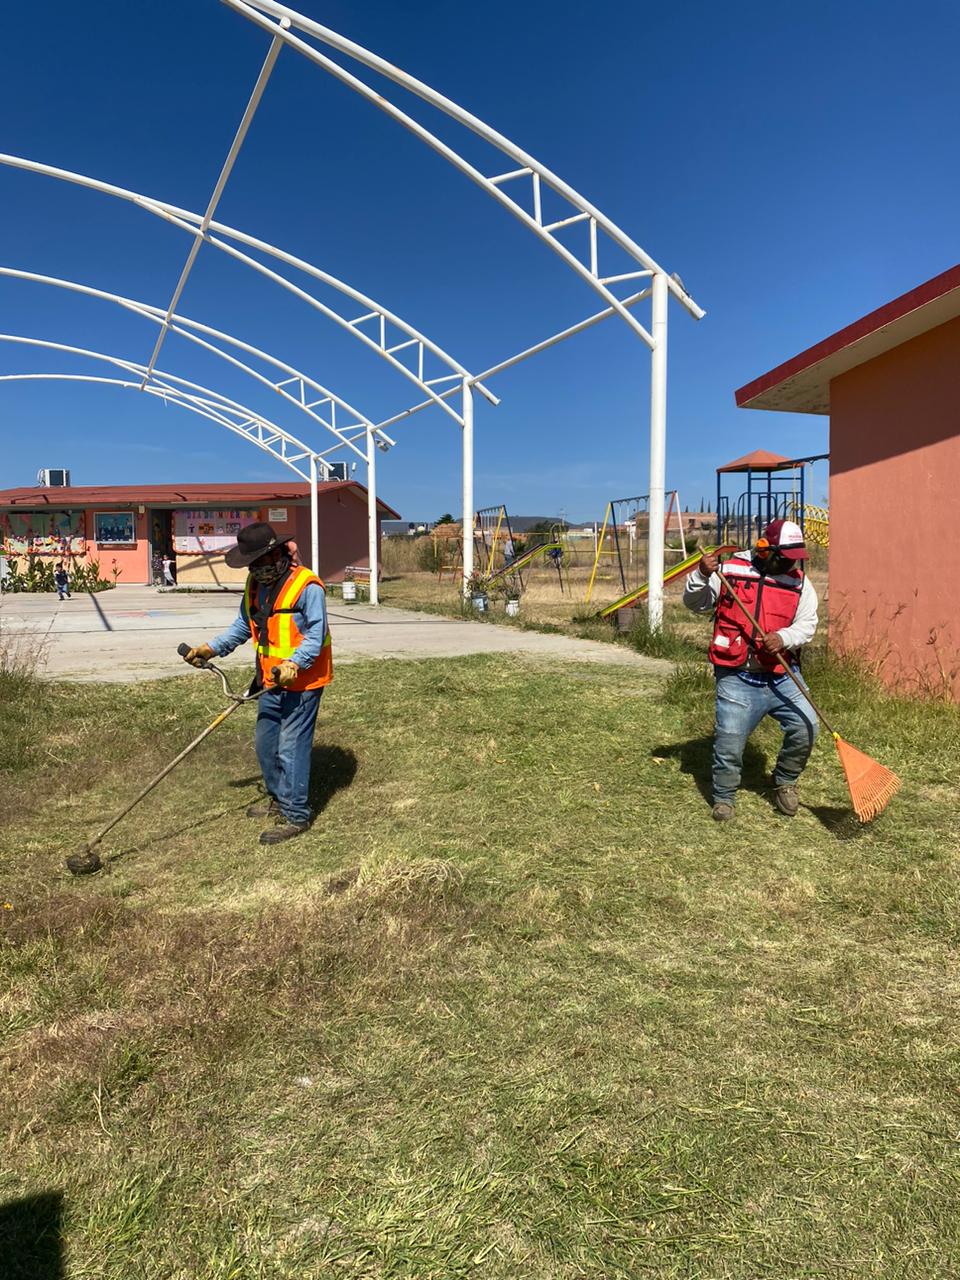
[2,652,960,1278]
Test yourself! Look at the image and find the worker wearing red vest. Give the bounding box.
[683,519,819,821]
[182,522,333,845]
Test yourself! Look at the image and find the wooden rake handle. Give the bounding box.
[713,567,839,737]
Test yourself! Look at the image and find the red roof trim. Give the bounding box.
[0,480,401,519]
[735,263,960,409]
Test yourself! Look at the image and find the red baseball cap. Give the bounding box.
[762,518,807,560]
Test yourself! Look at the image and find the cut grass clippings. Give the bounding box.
[2,653,960,1278]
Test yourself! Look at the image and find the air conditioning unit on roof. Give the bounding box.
[37,468,71,487]
[326,462,349,482]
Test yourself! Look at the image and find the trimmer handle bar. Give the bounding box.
[176,642,279,701]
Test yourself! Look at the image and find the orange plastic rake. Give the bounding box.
[714,569,901,823]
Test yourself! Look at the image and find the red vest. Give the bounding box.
[245,566,333,691]
[708,555,803,674]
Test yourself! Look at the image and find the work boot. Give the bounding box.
[259,819,311,845]
[773,784,800,817]
[712,802,735,822]
[246,796,280,819]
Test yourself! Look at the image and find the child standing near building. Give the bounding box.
[54,563,71,600]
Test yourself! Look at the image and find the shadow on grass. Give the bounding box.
[0,1190,64,1280]
[97,747,358,870]
[308,744,358,813]
[652,737,866,836]
[650,736,769,808]
[227,746,358,814]
[802,804,867,841]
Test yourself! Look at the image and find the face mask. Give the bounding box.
[763,551,793,575]
[249,552,291,585]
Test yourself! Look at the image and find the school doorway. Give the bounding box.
[149,510,175,585]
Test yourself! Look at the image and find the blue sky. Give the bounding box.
[0,0,955,520]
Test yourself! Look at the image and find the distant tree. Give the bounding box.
[435,512,456,525]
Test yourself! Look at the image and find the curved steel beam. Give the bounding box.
[0,266,382,462]
[0,335,323,480]
[0,372,315,475]
[0,153,493,422]
[223,1,705,345]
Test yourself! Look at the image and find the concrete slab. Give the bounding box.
[0,586,669,682]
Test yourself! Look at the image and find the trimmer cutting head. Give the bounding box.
[66,845,103,876]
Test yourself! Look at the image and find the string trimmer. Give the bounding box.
[714,568,900,822]
[65,646,278,876]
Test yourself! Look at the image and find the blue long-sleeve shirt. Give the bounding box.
[209,579,328,669]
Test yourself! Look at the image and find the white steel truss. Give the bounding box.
[218,1,705,621]
[0,334,338,572]
[1,7,704,621]
[0,154,493,426]
[0,270,398,598]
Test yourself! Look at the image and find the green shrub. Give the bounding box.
[2,556,113,593]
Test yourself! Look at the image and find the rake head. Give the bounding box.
[833,735,901,823]
[66,845,104,877]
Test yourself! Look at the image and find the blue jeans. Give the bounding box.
[713,669,818,805]
[254,688,323,825]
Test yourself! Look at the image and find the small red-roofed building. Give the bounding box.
[0,480,399,587]
[736,264,960,699]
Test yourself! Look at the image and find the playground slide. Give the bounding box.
[486,541,562,583]
[596,544,739,618]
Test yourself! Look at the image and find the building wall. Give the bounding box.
[176,490,380,586]
[2,488,387,588]
[830,314,960,699]
[84,506,152,585]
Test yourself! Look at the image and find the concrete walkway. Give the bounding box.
[0,587,669,682]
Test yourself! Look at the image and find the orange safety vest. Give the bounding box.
[245,566,333,691]
[708,555,803,675]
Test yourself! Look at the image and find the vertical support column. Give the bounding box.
[309,454,320,576]
[647,271,668,630]
[461,377,474,596]
[366,428,380,606]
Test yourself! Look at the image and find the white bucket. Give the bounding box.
[505,598,520,617]
[342,580,357,602]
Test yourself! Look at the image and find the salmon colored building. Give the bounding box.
[0,480,399,587]
[736,264,960,700]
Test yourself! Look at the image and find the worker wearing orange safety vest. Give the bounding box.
[683,519,819,822]
[183,522,332,845]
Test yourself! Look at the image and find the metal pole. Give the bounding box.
[366,428,380,605]
[309,454,320,575]
[461,377,474,595]
[647,272,668,629]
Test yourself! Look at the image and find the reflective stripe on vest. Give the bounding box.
[709,557,803,674]
[246,567,333,690]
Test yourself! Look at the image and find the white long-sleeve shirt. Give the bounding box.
[682,551,819,655]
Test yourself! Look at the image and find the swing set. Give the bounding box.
[585,490,687,606]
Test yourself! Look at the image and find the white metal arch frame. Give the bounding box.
[0,334,338,572]
[0,266,392,596]
[0,154,494,425]
[221,0,706,622]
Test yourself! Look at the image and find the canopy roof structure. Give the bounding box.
[1,2,703,618]
[736,263,960,415]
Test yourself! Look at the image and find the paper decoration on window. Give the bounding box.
[173,507,261,554]
[1,509,86,556]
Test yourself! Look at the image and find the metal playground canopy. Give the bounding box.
[0,0,704,620]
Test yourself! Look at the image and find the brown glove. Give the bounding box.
[699,551,719,576]
[183,643,215,668]
[274,659,300,688]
